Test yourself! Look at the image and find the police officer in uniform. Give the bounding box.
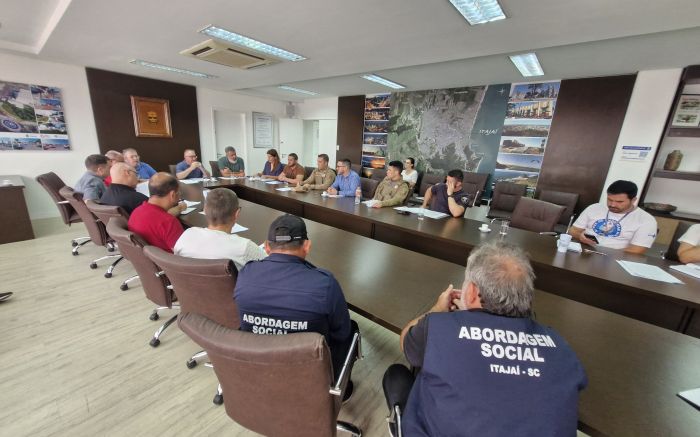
[370,160,411,208]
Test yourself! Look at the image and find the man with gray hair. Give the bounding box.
[104,150,124,186]
[217,146,245,177]
[174,188,265,270]
[383,242,587,437]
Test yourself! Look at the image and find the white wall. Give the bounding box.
[0,53,100,219]
[296,97,338,120]
[318,119,338,165]
[601,68,682,204]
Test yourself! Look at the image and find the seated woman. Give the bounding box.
[402,157,418,190]
[258,148,285,179]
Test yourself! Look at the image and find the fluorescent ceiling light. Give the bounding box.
[361,74,405,89]
[278,85,318,96]
[448,0,506,25]
[509,53,545,77]
[200,25,306,62]
[129,59,216,78]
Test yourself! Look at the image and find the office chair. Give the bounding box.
[538,190,580,234]
[487,182,527,220]
[664,221,693,262]
[178,312,362,437]
[350,163,362,177]
[461,172,489,207]
[209,161,222,178]
[382,364,415,437]
[168,164,177,177]
[370,167,387,182]
[407,173,443,205]
[304,166,315,180]
[106,217,179,347]
[360,177,379,199]
[178,181,205,203]
[35,172,90,252]
[510,197,566,233]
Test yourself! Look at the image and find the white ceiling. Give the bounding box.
[2,0,700,101]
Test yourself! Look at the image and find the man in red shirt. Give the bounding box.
[128,172,186,252]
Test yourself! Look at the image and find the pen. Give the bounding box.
[583,249,608,256]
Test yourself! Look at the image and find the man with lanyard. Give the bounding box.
[569,180,657,254]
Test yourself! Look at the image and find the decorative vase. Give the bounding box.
[663,150,683,171]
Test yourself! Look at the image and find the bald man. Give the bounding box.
[100,163,147,215]
[104,150,124,187]
[176,149,210,180]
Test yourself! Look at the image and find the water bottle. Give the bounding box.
[354,186,362,205]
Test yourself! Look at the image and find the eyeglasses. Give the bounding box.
[185,155,197,158]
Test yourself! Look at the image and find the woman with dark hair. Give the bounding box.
[258,148,285,179]
[402,157,418,189]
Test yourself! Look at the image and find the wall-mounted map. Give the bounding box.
[0,80,71,151]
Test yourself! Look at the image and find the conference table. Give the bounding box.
[180,196,700,437]
[193,177,700,339]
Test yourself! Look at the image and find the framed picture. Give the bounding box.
[253,112,273,148]
[130,96,172,137]
[671,94,700,128]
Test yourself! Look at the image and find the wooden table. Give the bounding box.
[182,198,700,437]
[0,175,34,244]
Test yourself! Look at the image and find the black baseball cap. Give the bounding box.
[268,214,308,242]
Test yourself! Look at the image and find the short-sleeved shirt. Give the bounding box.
[678,224,700,246]
[262,161,284,177]
[401,169,418,186]
[74,171,106,201]
[99,183,148,215]
[573,203,657,249]
[301,168,336,190]
[428,183,470,215]
[174,227,266,271]
[329,170,361,197]
[234,253,352,372]
[373,178,410,207]
[134,162,157,180]
[282,163,305,180]
[402,309,587,437]
[128,201,183,252]
[217,156,245,173]
[176,160,205,179]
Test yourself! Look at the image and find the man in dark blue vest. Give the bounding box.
[383,242,587,437]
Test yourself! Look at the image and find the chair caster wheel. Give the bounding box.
[104,272,112,278]
[120,284,128,291]
[72,241,78,247]
[149,312,159,321]
[213,394,224,405]
[72,251,79,256]
[107,246,115,252]
[186,359,197,369]
[149,338,160,347]
[89,263,97,269]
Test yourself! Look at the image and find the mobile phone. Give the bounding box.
[583,233,599,244]
[396,210,410,216]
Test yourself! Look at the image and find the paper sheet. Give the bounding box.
[321,193,343,198]
[179,207,196,215]
[566,242,583,253]
[275,187,293,192]
[180,178,203,184]
[184,200,200,208]
[136,181,149,197]
[670,263,700,280]
[394,207,449,219]
[265,180,283,185]
[363,200,380,207]
[231,223,249,234]
[617,260,683,284]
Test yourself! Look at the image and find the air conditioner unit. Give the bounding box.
[180,39,279,70]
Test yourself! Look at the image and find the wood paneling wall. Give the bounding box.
[85,68,200,172]
[537,75,637,212]
[336,95,365,166]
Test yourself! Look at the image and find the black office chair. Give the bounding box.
[665,221,693,262]
[538,190,580,234]
[361,178,380,199]
[487,182,527,220]
[461,172,489,207]
[370,167,387,182]
[209,161,222,178]
[304,166,315,180]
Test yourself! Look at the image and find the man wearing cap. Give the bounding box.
[233,214,358,400]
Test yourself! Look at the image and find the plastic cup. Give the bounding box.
[557,234,572,253]
[417,209,425,220]
[499,221,509,235]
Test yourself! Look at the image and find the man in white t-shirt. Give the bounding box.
[569,180,657,254]
[174,188,266,270]
[678,224,700,264]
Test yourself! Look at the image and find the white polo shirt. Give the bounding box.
[678,224,700,246]
[174,227,266,270]
[573,203,657,250]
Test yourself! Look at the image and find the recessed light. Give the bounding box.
[361,74,405,89]
[200,25,306,62]
[509,53,544,77]
[129,59,216,78]
[278,85,318,96]
[448,0,506,25]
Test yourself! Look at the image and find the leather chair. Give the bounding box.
[538,190,580,234]
[35,172,90,252]
[407,173,443,205]
[106,217,179,347]
[350,163,362,177]
[209,161,222,178]
[665,221,693,262]
[169,164,177,177]
[178,312,362,437]
[461,172,489,207]
[370,167,387,182]
[179,181,205,203]
[304,166,315,180]
[361,177,379,199]
[487,182,527,220]
[510,197,566,233]
[59,187,123,276]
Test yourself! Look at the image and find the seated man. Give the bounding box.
[677,224,700,264]
[294,153,336,192]
[569,180,657,254]
[384,242,587,437]
[277,152,305,186]
[176,149,210,180]
[174,188,266,270]
[217,146,245,177]
[103,150,124,186]
[128,173,185,252]
[100,162,147,215]
[123,148,156,180]
[74,154,110,201]
[370,160,410,208]
[421,169,470,217]
[327,159,360,197]
[234,214,358,399]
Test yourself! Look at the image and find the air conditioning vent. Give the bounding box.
[180,39,279,70]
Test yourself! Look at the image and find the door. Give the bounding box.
[279,118,304,162]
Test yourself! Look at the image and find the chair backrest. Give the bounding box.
[665,221,693,262]
[461,172,489,206]
[360,177,379,199]
[86,201,129,229]
[304,166,315,180]
[490,182,527,213]
[418,173,444,197]
[209,161,222,178]
[106,217,173,307]
[538,190,580,227]
[178,181,205,202]
[168,164,177,177]
[59,186,110,246]
[510,197,566,233]
[178,312,339,437]
[36,172,80,226]
[143,246,239,329]
[350,163,362,177]
[370,167,387,182]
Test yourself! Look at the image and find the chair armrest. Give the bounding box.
[57,200,70,204]
[329,332,360,396]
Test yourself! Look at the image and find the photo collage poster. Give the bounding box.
[0,80,71,152]
[362,94,390,168]
[493,81,560,188]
